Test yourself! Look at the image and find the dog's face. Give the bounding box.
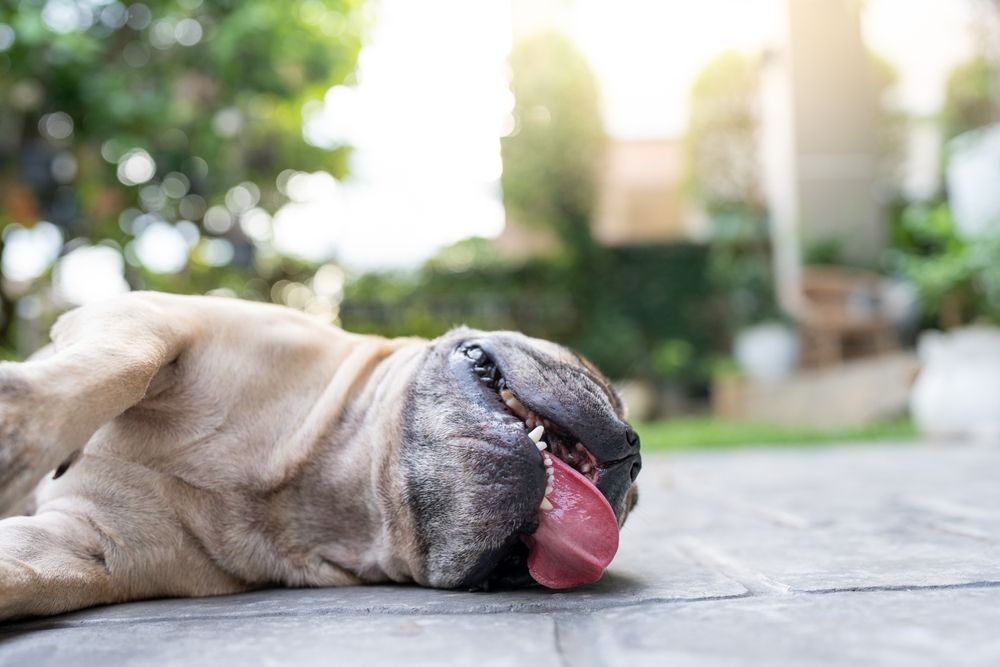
[400,328,641,590]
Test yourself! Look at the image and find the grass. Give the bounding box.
[635,417,918,452]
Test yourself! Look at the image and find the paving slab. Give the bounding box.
[0,613,566,667]
[562,586,1000,667]
[2,440,999,666]
[659,442,1000,592]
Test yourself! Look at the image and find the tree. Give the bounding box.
[941,56,1000,140]
[500,32,604,259]
[684,50,763,217]
[683,51,775,330]
[0,0,365,356]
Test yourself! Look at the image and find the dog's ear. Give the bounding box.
[616,388,629,421]
[568,350,628,419]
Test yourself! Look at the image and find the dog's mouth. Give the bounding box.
[461,344,620,589]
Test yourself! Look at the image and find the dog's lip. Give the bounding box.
[458,351,620,589]
[455,342,608,530]
[450,338,629,589]
[456,341,603,467]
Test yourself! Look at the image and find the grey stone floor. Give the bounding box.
[2,441,998,666]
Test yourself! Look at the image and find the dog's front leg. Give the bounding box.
[0,510,118,621]
[0,499,246,622]
[0,293,191,515]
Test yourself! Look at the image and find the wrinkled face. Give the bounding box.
[401,328,641,590]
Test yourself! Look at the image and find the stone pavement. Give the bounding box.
[2,441,998,666]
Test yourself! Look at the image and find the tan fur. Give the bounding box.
[0,291,641,622]
[0,292,428,620]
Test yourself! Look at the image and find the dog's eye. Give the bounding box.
[460,344,504,388]
[461,344,486,363]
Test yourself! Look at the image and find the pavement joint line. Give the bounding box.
[797,579,1000,596]
[552,613,605,667]
[670,478,810,530]
[0,592,755,634]
[923,519,994,543]
[900,495,1000,521]
[551,615,572,667]
[5,581,1000,637]
[673,537,794,595]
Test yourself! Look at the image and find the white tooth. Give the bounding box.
[540,497,553,511]
[546,484,554,494]
[528,425,544,442]
[581,463,591,473]
[544,457,553,467]
[536,441,547,451]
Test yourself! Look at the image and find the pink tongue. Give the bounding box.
[522,456,620,588]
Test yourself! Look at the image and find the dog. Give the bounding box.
[0,291,641,621]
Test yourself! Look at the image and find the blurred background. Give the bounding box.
[2,0,1000,447]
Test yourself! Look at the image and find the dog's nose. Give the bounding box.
[629,458,642,482]
[625,426,640,450]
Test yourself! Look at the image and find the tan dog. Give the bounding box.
[0,292,641,621]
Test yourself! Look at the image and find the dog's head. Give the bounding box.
[399,327,641,590]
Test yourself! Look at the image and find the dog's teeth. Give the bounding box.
[581,463,592,473]
[528,425,544,442]
[536,440,547,451]
[500,389,526,414]
[540,497,553,511]
[543,457,553,467]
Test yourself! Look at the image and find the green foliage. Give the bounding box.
[494,32,715,384]
[684,52,775,334]
[651,339,695,382]
[500,32,604,256]
[342,243,717,383]
[684,50,762,214]
[686,48,905,333]
[941,56,999,140]
[0,0,366,354]
[886,202,1000,327]
[869,49,908,195]
[705,209,778,330]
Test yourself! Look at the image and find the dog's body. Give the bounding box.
[0,292,640,621]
